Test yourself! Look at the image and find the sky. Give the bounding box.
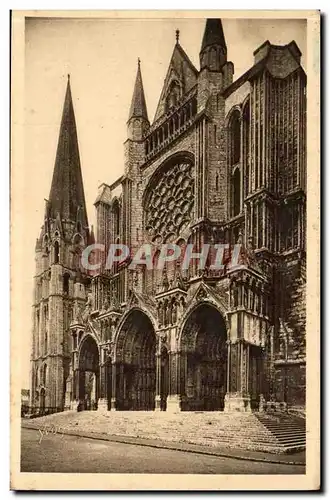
[21,16,307,388]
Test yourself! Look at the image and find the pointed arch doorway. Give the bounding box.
[114,309,156,411]
[78,335,100,411]
[179,303,227,411]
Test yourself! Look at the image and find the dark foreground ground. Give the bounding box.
[21,428,305,475]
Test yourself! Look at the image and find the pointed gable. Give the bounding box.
[153,42,198,123]
[48,75,88,227]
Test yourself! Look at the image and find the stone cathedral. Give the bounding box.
[30,19,306,414]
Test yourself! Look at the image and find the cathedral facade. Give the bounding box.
[30,19,306,414]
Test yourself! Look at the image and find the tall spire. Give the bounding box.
[200,19,227,71]
[48,75,88,227]
[128,59,149,122]
[201,18,227,53]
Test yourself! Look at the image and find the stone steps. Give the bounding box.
[255,413,306,451]
[26,410,306,454]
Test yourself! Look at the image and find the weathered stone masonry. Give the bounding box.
[30,19,306,413]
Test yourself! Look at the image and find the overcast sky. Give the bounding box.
[21,16,306,387]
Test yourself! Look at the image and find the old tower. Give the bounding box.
[30,76,91,411]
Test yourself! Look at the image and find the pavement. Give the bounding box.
[22,419,306,467]
[21,428,305,474]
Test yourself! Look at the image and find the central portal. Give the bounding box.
[115,309,156,411]
[180,303,227,411]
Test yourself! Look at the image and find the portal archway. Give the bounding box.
[115,309,156,410]
[179,303,227,411]
[78,335,99,410]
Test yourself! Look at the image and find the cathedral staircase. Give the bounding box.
[23,410,306,454]
[254,413,306,452]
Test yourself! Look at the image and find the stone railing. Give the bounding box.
[144,93,197,162]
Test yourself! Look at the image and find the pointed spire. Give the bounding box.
[128,59,149,122]
[48,76,88,227]
[201,18,227,53]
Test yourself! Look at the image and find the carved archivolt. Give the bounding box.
[145,160,194,244]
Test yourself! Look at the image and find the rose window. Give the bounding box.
[145,161,194,244]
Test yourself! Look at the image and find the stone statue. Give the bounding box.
[73,301,83,324]
[102,295,109,312]
[161,268,169,292]
[82,292,93,322]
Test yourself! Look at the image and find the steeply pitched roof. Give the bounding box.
[201,18,227,53]
[94,183,112,206]
[128,59,149,122]
[48,76,88,227]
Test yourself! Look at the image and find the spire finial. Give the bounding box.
[176,29,180,44]
[67,73,70,82]
[138,57,141,68]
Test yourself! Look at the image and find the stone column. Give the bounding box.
[110,362,118,410]
[72,369,85,411]
[224,339,251,412]
[167,350,181,412]
[71,369,80,411]
[98,357,108,413]
[155,351,162,410]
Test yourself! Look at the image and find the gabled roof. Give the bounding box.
[153,41,198,123]
[94,183,112,206]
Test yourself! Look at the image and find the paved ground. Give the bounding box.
[21,428,305,475]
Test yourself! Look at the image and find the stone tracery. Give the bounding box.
[145,160,194,244]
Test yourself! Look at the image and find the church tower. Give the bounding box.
[30,76,90,412]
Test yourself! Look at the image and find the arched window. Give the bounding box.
[132,118,140,138]
[112,200,120,238]
[243,100,250,195]
[44,330,48,354]
[209,47,218,69]
[44,304,48,323]
[166,80,180,110]
[43,235,49,255]
[230,110,241,166]
[232,168,241,216]
[35,367,39,388]
[54,241,59,264]
[113,236,120,274]
[63,273,70,295]
[42,364,47,386]
[152,250,160,293]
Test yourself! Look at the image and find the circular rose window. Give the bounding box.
[144,159,194,244]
